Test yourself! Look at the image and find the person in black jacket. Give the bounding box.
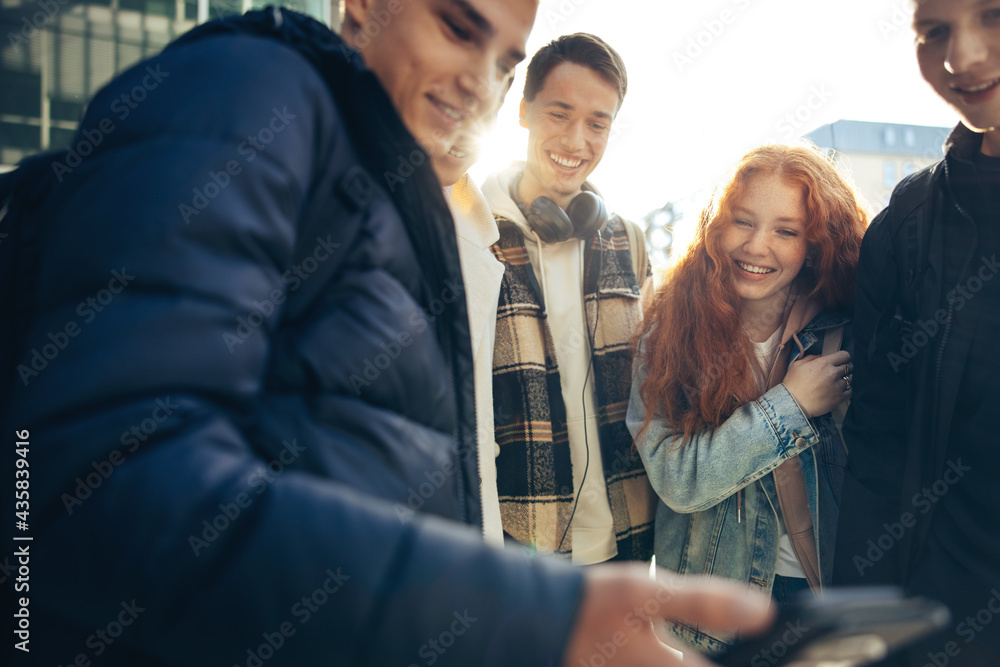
[833,1,1000,665]
[1,2,773,666]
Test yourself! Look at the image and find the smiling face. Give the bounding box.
[343,0,536,162]
[435,122,486,187]
[913,0,1000,155]
[718,172,810,322]
[516,62,619,209]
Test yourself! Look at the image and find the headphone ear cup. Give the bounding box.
[566,191,609,240]
[526,196,575,244]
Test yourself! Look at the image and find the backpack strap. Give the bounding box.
[893,166,939,324]
[622,216,649,285]
[821,325,848,454]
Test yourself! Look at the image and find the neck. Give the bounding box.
[517,169,575,210]
[982,129,1000,158]
[741,288,793,343]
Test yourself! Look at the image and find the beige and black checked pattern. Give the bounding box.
[490,215,657,560]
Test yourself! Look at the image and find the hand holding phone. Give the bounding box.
[713,587,950,667]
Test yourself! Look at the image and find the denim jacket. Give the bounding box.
[626,310,850,654]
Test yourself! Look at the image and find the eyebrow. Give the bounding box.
[448,0,526,64]
[914,0,997,27]
[732,206,804,223]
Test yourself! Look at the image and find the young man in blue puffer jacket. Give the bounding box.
[0,2,772,665]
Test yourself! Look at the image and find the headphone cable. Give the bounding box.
[556,230,603,554]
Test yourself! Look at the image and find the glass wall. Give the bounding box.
[0,0,332,167]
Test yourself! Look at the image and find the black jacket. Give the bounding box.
[834,123,1000,594]
[2,9,582,666]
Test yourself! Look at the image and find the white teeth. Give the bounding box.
[959,79,1000,93]
[549,153,582,168]
[441,105,462,121]
[448,147,467,158]
[737,261,773,275]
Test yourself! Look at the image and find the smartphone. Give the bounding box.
[713,587,951,667]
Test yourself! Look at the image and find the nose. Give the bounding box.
[743,228,769,256]
[560,119,586,152]
[945,25,989,75]
[457,53,503,119]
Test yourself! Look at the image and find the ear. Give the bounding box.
[518,99,529,129]
[343,0,374,39]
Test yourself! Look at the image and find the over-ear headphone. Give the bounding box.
[511,182,610,244]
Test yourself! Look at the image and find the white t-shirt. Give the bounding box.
[753,329,807,579]
[523,236,617,565]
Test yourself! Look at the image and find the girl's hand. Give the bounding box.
[782,349,852,419]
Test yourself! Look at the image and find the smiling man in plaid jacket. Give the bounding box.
[482,33,655,564]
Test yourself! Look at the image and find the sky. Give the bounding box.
[469,0,959,231]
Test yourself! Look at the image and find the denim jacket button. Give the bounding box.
[794,437,808,448]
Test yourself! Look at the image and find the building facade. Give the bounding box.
[1,0,335,169]
[805,119,950,213]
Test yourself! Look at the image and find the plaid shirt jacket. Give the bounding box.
[490,214,656,560]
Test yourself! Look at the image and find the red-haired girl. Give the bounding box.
[627,144,868,654]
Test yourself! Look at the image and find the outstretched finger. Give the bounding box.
[650,571,774,637]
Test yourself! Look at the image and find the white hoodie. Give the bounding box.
[445,173,505,547]
[481,163,616,564]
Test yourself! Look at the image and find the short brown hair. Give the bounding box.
[523,33,627,113]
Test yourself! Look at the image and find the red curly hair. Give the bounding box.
[635,144,868,442]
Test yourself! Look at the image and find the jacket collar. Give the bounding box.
[776,289,849,345]
[798,308,850,333]
[446,174,499,251]
[943,122,984,162]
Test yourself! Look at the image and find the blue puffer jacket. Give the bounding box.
[1,9,581,667]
